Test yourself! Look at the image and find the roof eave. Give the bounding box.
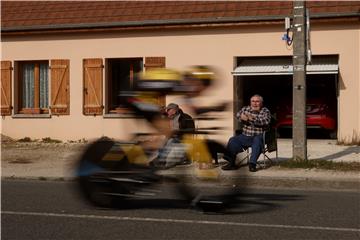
[1,12,359,34]
[1,15,286,33]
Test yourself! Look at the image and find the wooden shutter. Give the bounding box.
[1,61,12,116]
[83,58,104,115]
[144,57,166,106]
[144,57,165,69]
[50,59,70,115]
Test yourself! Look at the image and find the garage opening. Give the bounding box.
[232,55,338,139]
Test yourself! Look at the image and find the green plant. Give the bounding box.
[337,131,360,146]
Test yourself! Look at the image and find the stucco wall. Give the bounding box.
[358,23,360,143]
[1,22,359,143]
[306,22,359,143]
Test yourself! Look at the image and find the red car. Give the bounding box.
[275,98,337,137]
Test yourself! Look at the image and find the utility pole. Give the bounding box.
[292,1,307,161]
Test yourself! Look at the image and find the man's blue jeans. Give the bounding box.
[226,133,263,165]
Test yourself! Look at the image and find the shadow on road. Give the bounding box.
[223,191,304,215]
[106,190,305,215]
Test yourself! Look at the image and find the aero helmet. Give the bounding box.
[136,68,182,93]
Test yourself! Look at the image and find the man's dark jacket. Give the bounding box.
[178,109,195,133]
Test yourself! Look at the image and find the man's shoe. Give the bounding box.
[221,163,238,170]
[249,163,257,172]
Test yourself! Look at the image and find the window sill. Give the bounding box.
[103,113,138,119]
[12,114,51,119]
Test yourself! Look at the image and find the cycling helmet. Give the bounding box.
[136,68,182,93]
[183,65,216,87]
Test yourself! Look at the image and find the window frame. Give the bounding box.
[16,60,50,115]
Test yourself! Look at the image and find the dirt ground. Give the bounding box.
[1,133,359,180]
[1,136,87,179]
[2,141,84,163]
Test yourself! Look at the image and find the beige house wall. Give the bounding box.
[1,22,359,143]
[358,23,360,142]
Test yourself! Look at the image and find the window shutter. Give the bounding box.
[50,59,70,115]
[144,57,165,69]
[144,57,166,106]
[1,61,12,116]
[83,58,104,115]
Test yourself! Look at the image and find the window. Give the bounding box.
[17,61,49,114]
[83,56,165,116]
[14,59,70,116]
[106,58,143,114]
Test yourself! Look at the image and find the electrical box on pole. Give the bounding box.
[292,1,307,161]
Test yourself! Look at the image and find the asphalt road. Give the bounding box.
[1,180,359,240]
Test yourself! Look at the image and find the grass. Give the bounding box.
[16,137,62,143]
[17,137,32,142]
[337,131,360,146]
[67,138,88,143]
[41,137,62,143]
[277,159,360,171]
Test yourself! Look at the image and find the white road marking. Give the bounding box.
[2,210,359,233]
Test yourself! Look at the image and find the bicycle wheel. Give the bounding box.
[76,138,157,207]
[161,137,246,213]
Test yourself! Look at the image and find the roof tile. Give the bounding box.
[1,1,359,31]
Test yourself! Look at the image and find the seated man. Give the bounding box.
[152,103,195,168]
[166,103,195,134]
[222,94,271,172]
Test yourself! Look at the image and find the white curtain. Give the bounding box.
[22,63,34,108]
[39,63,49,108]
[22,63,49,109]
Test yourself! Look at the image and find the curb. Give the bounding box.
[2,174,359,192]
[243,176,360,191]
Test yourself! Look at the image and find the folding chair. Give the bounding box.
[235,127,278,169]
[257,127,278,168]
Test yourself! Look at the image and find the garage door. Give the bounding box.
[232,56,338,76]
[232,55,339,139]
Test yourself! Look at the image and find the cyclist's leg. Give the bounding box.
[205,139,228,164]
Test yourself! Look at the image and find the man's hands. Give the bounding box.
[240,113,254,121]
